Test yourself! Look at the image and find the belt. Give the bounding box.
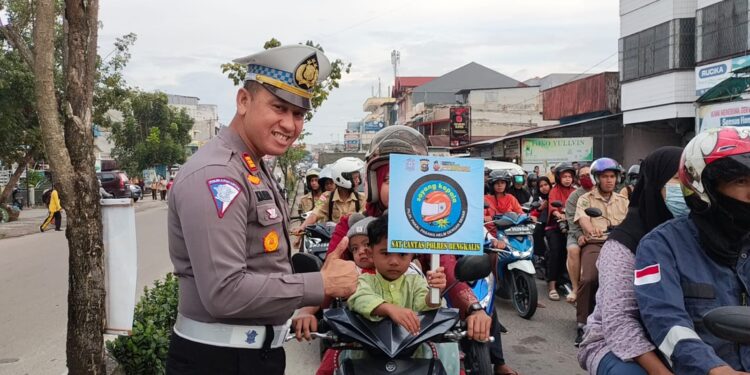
[173,313,291,349]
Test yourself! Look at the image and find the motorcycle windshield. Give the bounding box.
[323,308,459,358]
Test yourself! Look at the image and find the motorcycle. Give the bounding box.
[582,207,613,243]
[291,212,335,262]
[703,306,750,344]
[488,211,538,319]
[290,252,496,375]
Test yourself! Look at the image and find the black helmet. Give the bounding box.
[488,170,512,187]
[554,162,576,181]
[527,173,538,182]
[365,125,428,203]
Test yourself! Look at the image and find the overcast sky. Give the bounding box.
[98,0,620,144]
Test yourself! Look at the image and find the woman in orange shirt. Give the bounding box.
[484,170,523,237]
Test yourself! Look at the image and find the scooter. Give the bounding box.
[704,306,750,344]
[291,212,335,262]
[487,211,539,319]
[290,253,496,375]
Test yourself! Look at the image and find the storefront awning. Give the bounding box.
[697,74,750,103]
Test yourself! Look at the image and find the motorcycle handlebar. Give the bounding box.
[284,331,337,343]
[442,330,495,343]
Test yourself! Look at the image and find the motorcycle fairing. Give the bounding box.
[507,259,535,274]
[337,357,448,375]
[323,308,459,358]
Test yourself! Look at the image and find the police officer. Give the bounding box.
[166,45,358,375]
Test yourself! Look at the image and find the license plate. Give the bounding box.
[504,225,533,235]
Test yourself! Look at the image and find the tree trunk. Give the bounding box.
[0,152,33,205]
[33,0,105,374]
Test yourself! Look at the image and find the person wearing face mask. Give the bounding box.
[566,165,594,304]
[578,146,684,375]
[635,127,750,375]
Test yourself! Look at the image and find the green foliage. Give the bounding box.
[106,273,179,375]
[109,91,194,176]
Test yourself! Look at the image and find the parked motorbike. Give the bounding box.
[290,253,496,375]
[488,211,538,319]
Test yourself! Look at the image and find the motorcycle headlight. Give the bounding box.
[512,251,521,258]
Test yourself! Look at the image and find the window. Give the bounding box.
[697,0,749,62]
[620,19,696,82]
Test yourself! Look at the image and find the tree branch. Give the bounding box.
[0,20,35,68]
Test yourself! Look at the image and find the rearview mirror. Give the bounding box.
[703,306,750,344]
[531,201,541,209]
[551,201,563,208]
[292,252,322,273]
[455,254,492,282]
[584,208,603,218]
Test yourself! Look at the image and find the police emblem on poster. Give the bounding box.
[389,154,484,256]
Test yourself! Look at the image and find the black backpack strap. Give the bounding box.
[328,192,334,222]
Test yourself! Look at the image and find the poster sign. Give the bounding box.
[504,139,520,158]
[695,55,750,96]
[364,120,385,133]
[449,106,471,147]
[522,137,593,164]
[388,154,484,256]
[344,133,361,152]
[697,100,750,132]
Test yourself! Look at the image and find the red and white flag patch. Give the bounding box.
[634,264,661,286]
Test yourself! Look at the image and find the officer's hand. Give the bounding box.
[465,310,491,342]
[292,307,319,342]
[291,227,304,236]
[320,237,358,298]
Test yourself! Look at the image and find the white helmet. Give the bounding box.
[331,157,365,189]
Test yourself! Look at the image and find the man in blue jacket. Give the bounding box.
[634,126,750,375]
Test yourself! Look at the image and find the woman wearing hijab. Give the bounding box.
[530,177,552,276]
[578,146,685,375]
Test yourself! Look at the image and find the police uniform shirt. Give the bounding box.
[168,127,324,326]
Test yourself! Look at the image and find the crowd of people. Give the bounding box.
[289,126,750,375]
[163,45,748,375]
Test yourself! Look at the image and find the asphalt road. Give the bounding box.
[0,201,172,375]
[0,200,585,375]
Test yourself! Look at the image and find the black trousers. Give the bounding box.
[532,223,548,258]
[166,333,286,375]
[489,304,505,366]
[544,228,567,284]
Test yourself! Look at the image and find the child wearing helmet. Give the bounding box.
[634,127,750,374]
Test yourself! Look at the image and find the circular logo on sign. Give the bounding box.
[404,174,467,238]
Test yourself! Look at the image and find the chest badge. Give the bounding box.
[263,230,279,253]
[266,208,279,220]
[242,153,259,173]
[247,174,261,185]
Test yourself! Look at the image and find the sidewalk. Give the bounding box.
[0,198,167,240]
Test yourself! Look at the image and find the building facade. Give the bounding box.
[167,94,221,152]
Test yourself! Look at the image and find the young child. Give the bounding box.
[346,214,376,274]
[347,214,447,335]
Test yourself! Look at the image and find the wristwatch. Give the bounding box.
[466,303,484,315]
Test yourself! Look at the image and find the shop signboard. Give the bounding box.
[344,133,361,152]
[695,55,750,96]
[449,106,471,147]
[697,100,750,132]
[521,137,593,164]
[363,120,385,133]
